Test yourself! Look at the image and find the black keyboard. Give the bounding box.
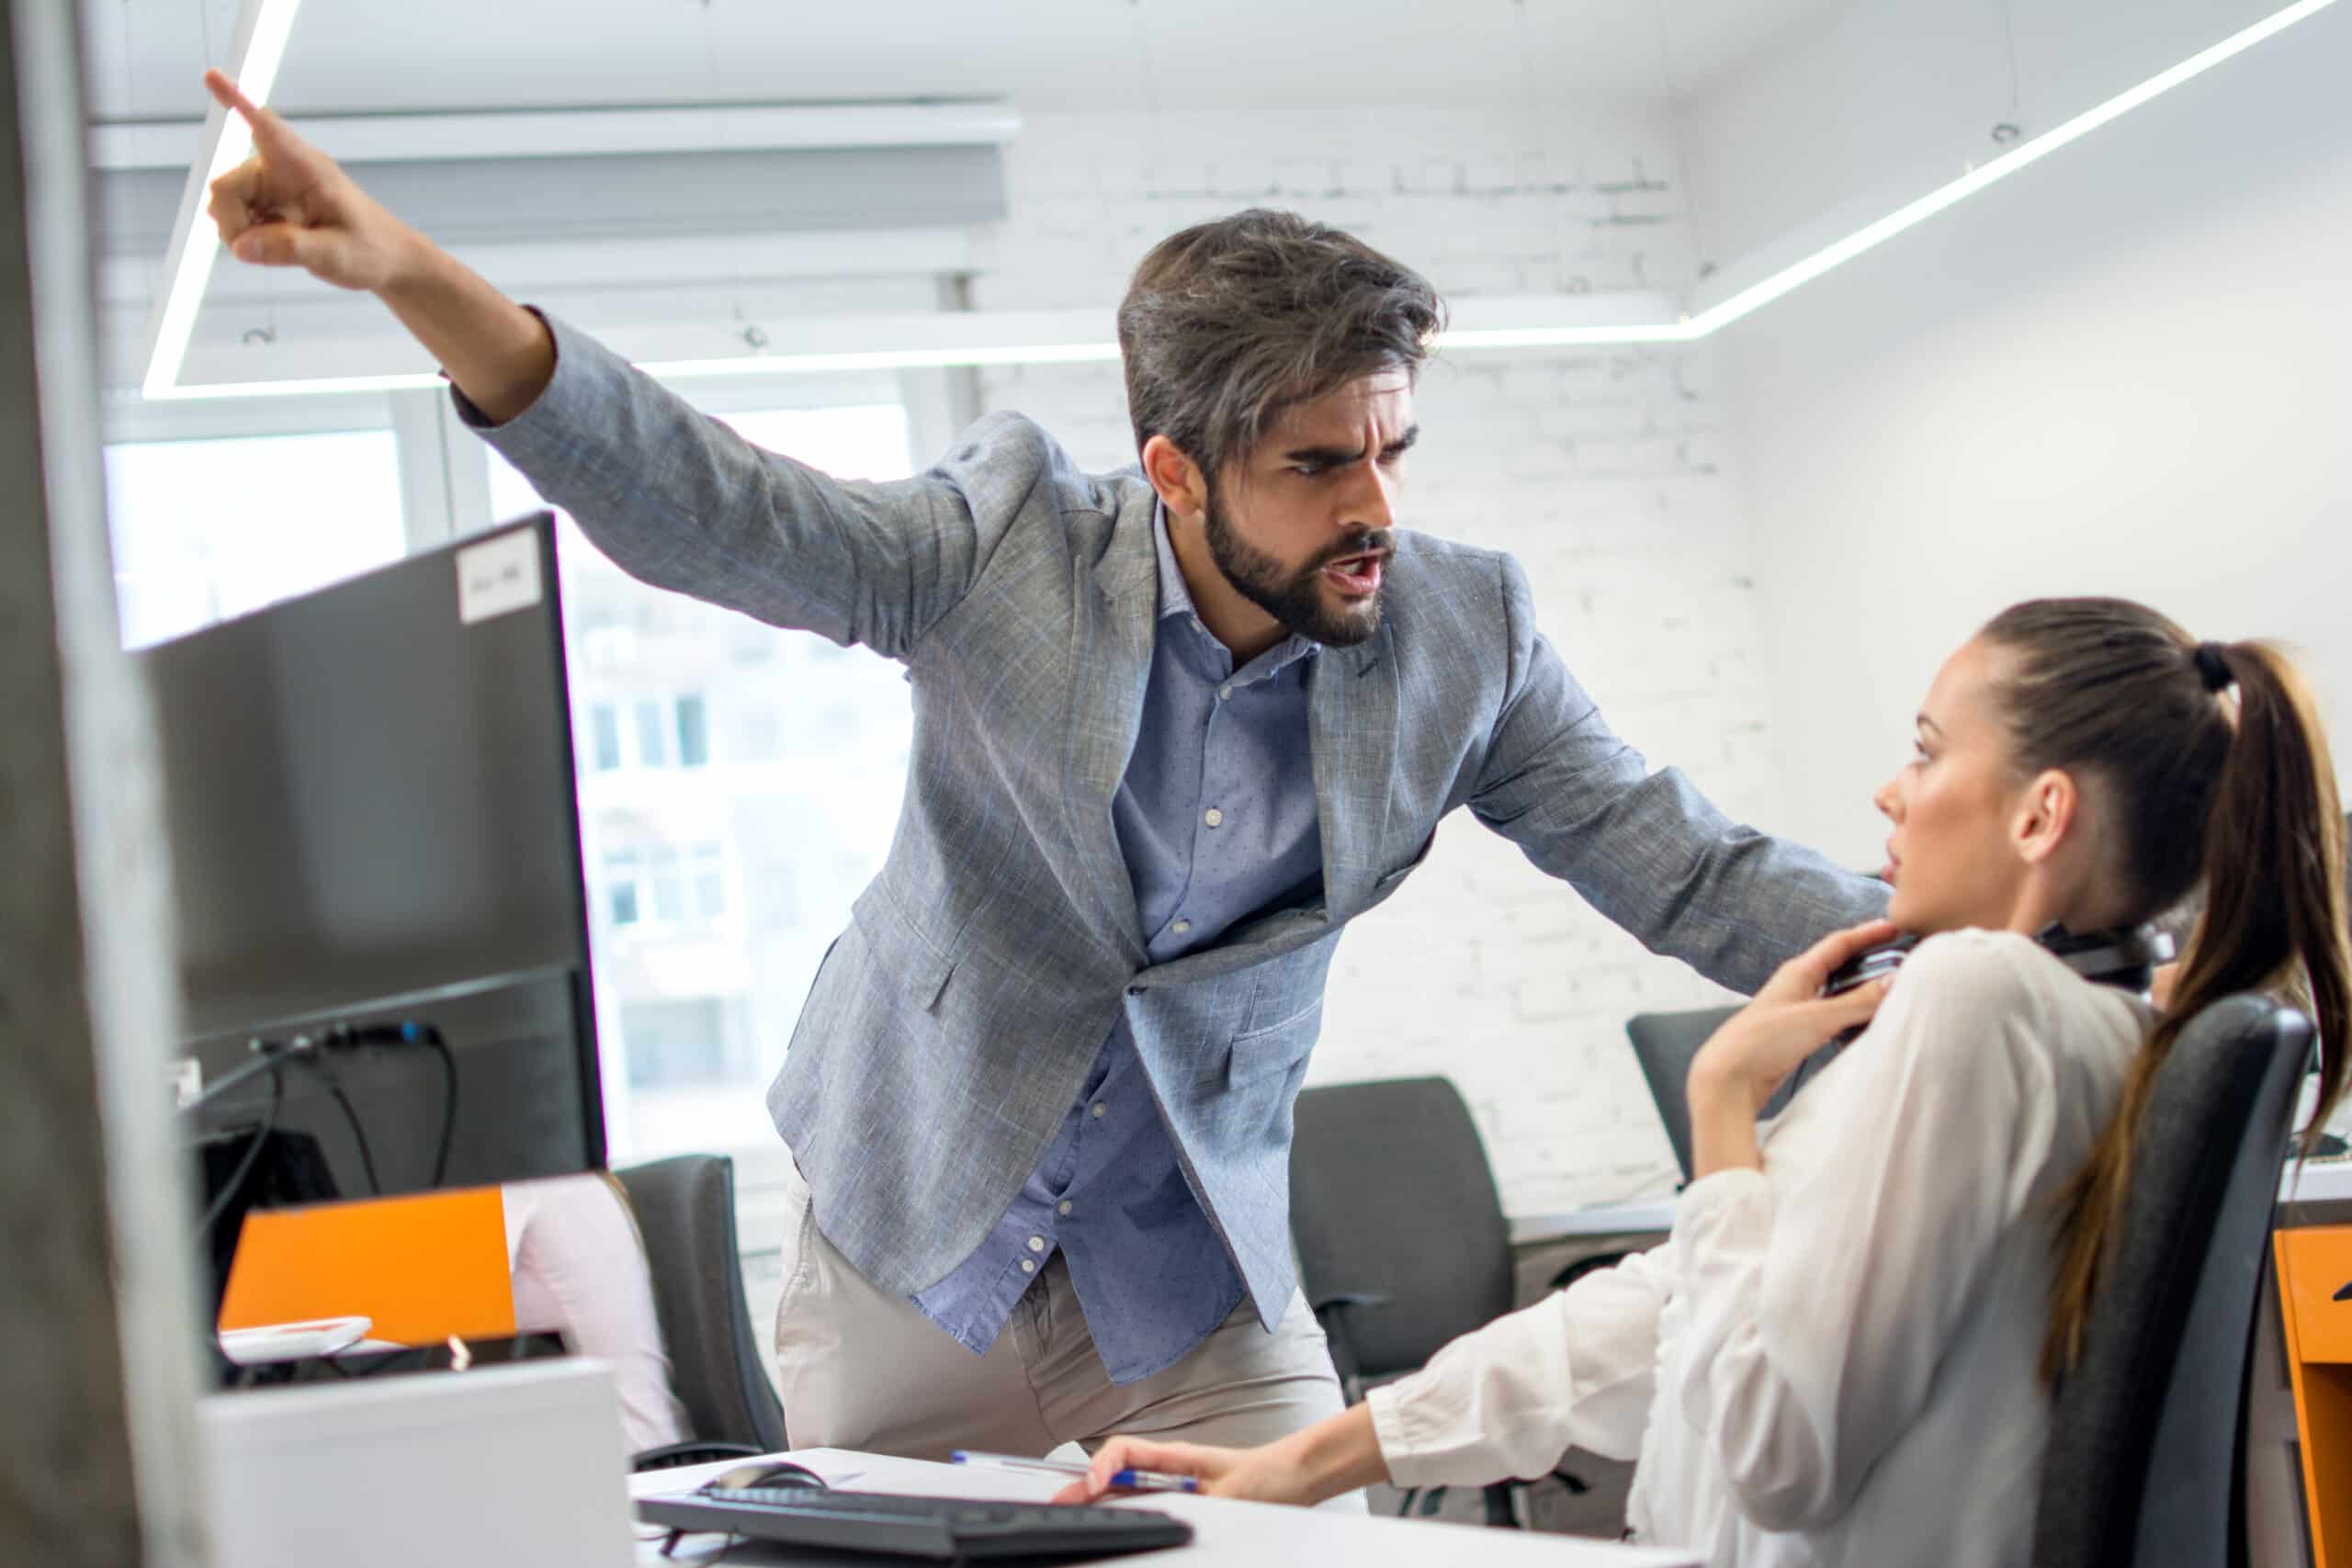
[636,1485,1193,1561]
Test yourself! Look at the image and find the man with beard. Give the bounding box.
[199,72,1886,1486]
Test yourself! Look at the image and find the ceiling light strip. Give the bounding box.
[1685,0,2343,335]
[137,0,305,400]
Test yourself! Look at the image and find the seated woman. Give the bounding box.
[1057,598,2350,1565]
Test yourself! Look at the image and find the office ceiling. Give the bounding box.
[85,0,1849,122]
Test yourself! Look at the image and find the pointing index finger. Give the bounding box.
[203,69,289,152]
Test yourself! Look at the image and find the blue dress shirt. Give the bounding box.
[911,508,1327,1383]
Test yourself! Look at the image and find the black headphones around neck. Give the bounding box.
[1819,921,2177,1002]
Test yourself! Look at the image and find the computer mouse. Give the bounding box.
[702,1460,829,1495]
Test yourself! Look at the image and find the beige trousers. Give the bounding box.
[770,1157,1364,1510]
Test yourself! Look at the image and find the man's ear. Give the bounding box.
[2011,768,2079,866]
[1141,434,1209,520]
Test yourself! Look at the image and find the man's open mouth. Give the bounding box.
[1319,550,1386,600]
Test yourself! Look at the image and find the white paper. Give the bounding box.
[456,528,544,626]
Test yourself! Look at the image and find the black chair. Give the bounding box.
[614,1154,790,1470]
[1290,1077,1583,1527]
[2032,996,2313,1568]
[1624,1007,1738,1182]
[1625,1005,1851,1183]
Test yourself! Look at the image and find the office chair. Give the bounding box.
[1290,1077,1584,1528]
[2032,995,2313,1568]
[1623,1007,1738,1181]
[614,1154,791,1469]
[1624,1003,1848,1186]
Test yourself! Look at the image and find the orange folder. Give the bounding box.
[218,1186,516,1346]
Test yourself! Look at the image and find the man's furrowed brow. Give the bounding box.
[1283,425,1420,465]
[1282,438,1368,466]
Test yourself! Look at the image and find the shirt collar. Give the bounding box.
[1150,502,1318,676]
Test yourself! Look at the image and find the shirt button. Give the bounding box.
[1091,1102,1106,1119]
[1058,1200,1073,1216]
[1204,807,1224,828]
[1217,684,1232,701]
[1027,1235,1046,1253]
[1021,1259,1036,1275]
[1170,919,1192,935]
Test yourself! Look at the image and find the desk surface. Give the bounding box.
[628,1450,1698,1567]
[1511,1158,2352,1248]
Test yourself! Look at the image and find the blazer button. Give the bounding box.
[1126,986,1144,997]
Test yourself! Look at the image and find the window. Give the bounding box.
[634,699,670,768]
[589,704,623,772]
[102,429,404,649]
[646,844,684,924]
[676,694,710,768]
[605,850,642,927]
[691,844,727,920]
[620,998,731,1089]
[491,394,920,1158]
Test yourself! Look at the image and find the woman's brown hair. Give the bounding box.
[1973,598,2349,1382]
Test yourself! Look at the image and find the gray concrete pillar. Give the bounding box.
[3,2,209,1563]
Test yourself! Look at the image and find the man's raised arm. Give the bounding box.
[198,69,1029,661]
[201,69,552,423]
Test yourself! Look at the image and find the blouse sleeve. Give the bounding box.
[1663,932,2063,1533]
[1365,1240,1673,1486]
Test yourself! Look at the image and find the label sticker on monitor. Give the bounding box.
[457,529,543,625]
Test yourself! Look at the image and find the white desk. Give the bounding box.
[628,1450,1700,1567]
[1510,1198,1678,1247]
[2279,1156,2352,1205]
[1510,1156,2352,1249]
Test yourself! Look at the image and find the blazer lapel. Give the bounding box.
[1059,492,1158,964]
[1309,623,1401,920]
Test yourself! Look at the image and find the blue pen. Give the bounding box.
[950,1450,1200,1494]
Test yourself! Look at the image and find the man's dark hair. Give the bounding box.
[1115,209,1445,486]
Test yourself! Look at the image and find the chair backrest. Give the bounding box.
[1625,1007,1738,1180]
[614,1153,789,1454]
[2033,995,2312,1568]
[1289,1077,1515,1382]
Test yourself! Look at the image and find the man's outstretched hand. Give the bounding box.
[202,68,416,293]
[198,68,557,423]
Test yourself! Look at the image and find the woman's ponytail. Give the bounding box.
[2160,644,2349,1118]
[1984,605,2350,1382]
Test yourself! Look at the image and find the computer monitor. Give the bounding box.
[140,513,605,1257]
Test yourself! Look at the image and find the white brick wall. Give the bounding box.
[967,108,1790,1214]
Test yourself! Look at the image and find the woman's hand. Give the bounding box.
[1685,919,1900,1175]
[1048,1436,1311,1507]
[1051,1405,1387,1509]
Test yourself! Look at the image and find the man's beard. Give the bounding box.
[1201,489,1390,649]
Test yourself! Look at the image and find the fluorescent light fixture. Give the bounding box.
[1440,322,1696,350]
[1684,0,2344,335]
[140,346,1125,403]
[143,0,2337,400]
[96,101,1022,172]
[138,0,304,400]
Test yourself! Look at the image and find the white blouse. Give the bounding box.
[1365,931,2151,1567]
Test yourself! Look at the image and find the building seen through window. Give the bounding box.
[489,401,918,1156]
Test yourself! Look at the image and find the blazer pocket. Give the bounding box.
[1361,829,1439,909]
[849,887,957,1014]
[1225,997,1324,1089]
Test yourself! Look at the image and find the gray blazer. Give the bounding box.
[478,316,1889,1325]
